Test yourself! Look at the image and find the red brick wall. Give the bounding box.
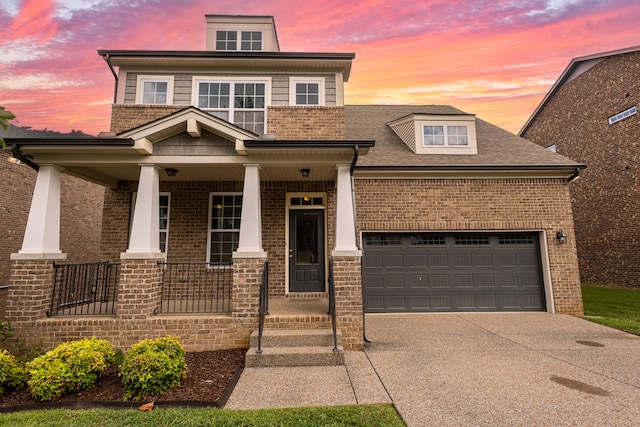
[354,177,583,316]
[110,105,183,134]
[522,51,640,288]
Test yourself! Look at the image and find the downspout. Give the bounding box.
[10,145,39,171]
[103,54,118,103]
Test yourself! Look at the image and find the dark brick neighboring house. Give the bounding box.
[0,126,105,318]
[520,46,640,288]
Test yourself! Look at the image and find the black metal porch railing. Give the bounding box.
[158,262,232,314]
[50,262,119,316]
[256,261,269,354]
[328,259,339,352]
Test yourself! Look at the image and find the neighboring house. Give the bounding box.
[0,126,104,319]
[520,46,640,288]
[4,15,584,353]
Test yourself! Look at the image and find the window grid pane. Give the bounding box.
[240,31,262,50]
[142,81,168,105]
[447,126,469,146]
[216,31,237,50]
[423,125,444,145]
[210,194,242,264]
[295,83,320,105]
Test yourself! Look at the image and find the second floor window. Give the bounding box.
[197,81,266,134]
[141,80,168,104]
[295,83,320,105]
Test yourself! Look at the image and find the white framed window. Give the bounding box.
[289,78,324,106]
[136,76,174,105]
[215,30,262,51]
[193,77,269,134]
[131,192,170,253]
[207,193,242,265]
[423,125,469,146]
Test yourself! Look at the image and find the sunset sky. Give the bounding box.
[1,0,639,136]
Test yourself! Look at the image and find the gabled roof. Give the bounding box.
[345,105,584,175]
[520,45,640,135]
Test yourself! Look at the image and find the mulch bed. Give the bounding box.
[0,349,246,412]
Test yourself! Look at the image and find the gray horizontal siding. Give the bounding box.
[122,72,337,107]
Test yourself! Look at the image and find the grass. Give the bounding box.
[0,404,405,427]
[582,285,640,335]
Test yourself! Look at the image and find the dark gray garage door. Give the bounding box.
[363,232,545,312]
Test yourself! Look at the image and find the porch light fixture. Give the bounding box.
[300,168,310,178]
[165,168,178,177]
[556,230,567,244]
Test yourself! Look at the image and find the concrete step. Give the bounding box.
[249,328,342,348]
[245,345,345,368]
[246,327,344,367]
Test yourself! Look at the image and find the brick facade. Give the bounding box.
[522,51,640,288]
[110,105,346,140]
[0,151,104,319]
[354,177,583,316]
[267,106,346,139]
[110,105,183,134]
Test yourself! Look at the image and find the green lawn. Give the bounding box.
[582,285,640,335]
[0,404,405,427]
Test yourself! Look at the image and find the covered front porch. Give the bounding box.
[4,109,373,351]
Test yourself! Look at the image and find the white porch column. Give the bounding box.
[234,164,266,258]
[123,164,161,258]
[333,164,362,256]
[12,164,66,259]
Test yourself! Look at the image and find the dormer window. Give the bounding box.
[387,113,478,155]
[423,125,469,146]
[216,30,262,51]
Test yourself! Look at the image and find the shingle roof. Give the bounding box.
[345,105,583,169]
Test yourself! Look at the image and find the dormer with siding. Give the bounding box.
[101,15,352,139]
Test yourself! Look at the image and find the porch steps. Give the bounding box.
[245,328,344,368]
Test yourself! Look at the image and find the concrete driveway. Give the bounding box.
[364,313,640,426]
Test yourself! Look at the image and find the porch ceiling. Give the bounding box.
[46,160,343,188]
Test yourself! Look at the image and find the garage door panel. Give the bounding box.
[385,275,405,288]
[363,232,544,313]
[453,254,473,267]
[384,254,404,268]
[409,275,429,288]
[430,254,449,267]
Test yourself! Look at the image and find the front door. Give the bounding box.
[289,209,325,292]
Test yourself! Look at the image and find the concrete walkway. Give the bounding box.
[226,313,640,426]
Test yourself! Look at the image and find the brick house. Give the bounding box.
[520,46,640,288]
[4,15,584,354]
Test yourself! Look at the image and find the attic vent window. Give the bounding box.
[608,106,637,125]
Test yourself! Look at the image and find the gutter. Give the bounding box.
[10,145,39,171]
[102,53,119,103]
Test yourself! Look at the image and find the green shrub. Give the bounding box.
[120,336,187,401]
[0,349,28,393]
[27,337,115,401]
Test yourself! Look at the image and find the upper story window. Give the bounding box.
[194,78,268,134]
[423,125,469,146]
[136,76,174,105]
[216,30,262,51]
[290,77,324,106]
